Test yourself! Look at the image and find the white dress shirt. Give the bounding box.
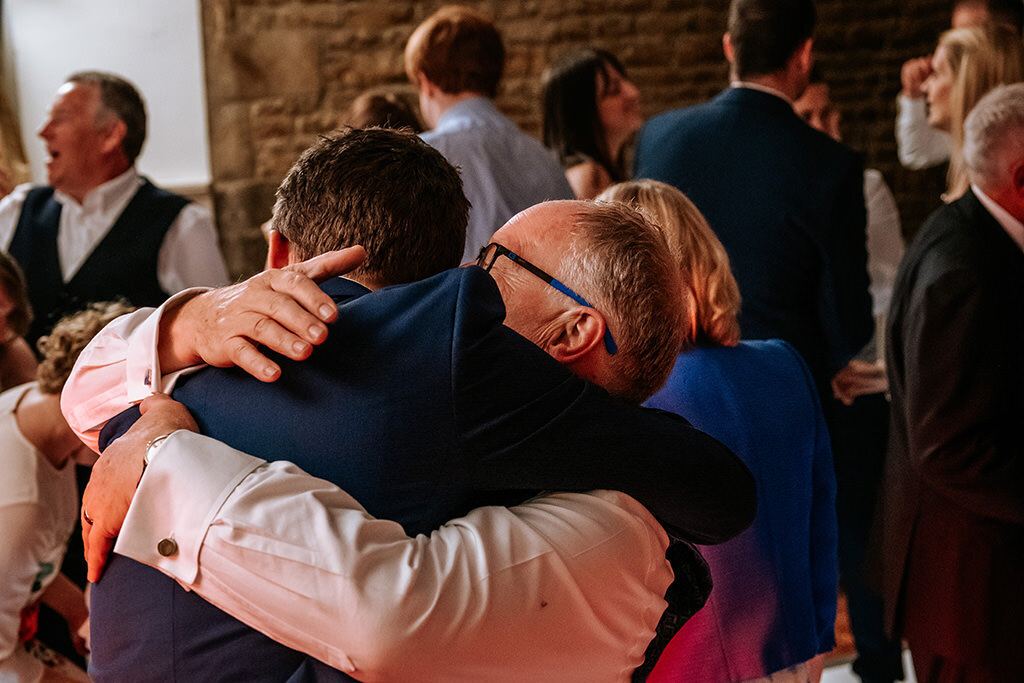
[61,303,675,681]
[864,169,904,318]
[116,432,672,682]
[0,169,229,293]
[0,383,78,682]
[895,95,952,170]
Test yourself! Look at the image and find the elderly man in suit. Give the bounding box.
[634,1,893,680]
[65,127,754,682]
[879,83,1024,682]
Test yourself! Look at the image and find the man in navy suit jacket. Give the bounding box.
[84,129,755,681]
[635,1,893,681]
[635,0,871,395]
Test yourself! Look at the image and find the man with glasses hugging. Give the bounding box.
[62,127,754,682]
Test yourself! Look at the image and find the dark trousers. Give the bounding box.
[910,647,1004,683]
[827,393,904,683]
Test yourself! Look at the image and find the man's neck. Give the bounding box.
[425,91,488,128]
[731,72,801,103]
[61,161,134,205]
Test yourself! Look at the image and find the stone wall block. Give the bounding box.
[227,28,323,99]
[254,136,315,181]
[211,178,280,279]
[207,102,254,180]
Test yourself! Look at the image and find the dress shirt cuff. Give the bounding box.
[114,430,264,586]
[125,287,210,402]
[896,93,926,121]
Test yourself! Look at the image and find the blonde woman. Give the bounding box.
[922,23,1024,200]
[599,180,837,683]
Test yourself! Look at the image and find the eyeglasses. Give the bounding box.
[476,242,617,355]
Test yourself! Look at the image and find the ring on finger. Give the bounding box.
[83,507,94,526]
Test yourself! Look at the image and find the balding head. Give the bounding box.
[484,200,686,403]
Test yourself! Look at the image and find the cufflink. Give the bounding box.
[157,538,178,557]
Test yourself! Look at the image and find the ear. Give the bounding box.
[544,307,606,365]
[267,229,292,270]
[795,38,814,76]
[100,119,128,157]
[722,33,735,64]
[417,71,438,97]
[1014,160,1024,196]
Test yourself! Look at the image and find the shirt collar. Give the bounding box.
[972,184,1024,253]
[53,167,141,214]
[434,96,497,129]
[730,81,794,106]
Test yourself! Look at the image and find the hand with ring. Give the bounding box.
[81,394,198,582]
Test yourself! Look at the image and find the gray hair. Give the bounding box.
[66,71,147,163]
[559,201,687,404]
[964,82,1024,189]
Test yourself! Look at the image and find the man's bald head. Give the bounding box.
[486,200,686,403]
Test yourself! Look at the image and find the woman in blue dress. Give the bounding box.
[599,180,838,683]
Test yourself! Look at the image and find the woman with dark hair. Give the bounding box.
[0,252,36,391]
[542,49,643,199]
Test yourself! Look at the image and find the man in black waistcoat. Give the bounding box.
[0,71,228,347]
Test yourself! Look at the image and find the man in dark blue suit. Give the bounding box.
[636,0,871,396]
[634,1,893,681]
[80,128,755,681]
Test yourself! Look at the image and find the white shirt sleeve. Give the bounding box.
[156,202,231,293]
[114,432,672,683]
[0,183,32,251]
[60,292,209,452]
[895,95,951,170]
[863,169,904,318]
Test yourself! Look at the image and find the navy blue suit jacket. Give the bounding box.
[90,267,755,682]
[636,87,872,394]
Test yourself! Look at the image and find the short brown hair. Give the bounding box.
[728,0,816,78]
[271,127,468,286]
[0,252,32,340]
[404,6,504,98]
[600,180,742,348]
[36,301,134,395]
[67,71,147,163]
[346,90,423,133]
[561,201,687,404]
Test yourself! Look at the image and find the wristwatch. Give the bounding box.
[143,433,173,471]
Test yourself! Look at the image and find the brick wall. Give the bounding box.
[201,0,952,278]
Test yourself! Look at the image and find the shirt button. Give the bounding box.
[157,538,178,557]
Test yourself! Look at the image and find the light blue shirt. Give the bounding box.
[422,97,574,261]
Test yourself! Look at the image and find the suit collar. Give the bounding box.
[971,184,1024,253]
[953,189,1024,260]
[716,86,799,118]
[320,276,372,303]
